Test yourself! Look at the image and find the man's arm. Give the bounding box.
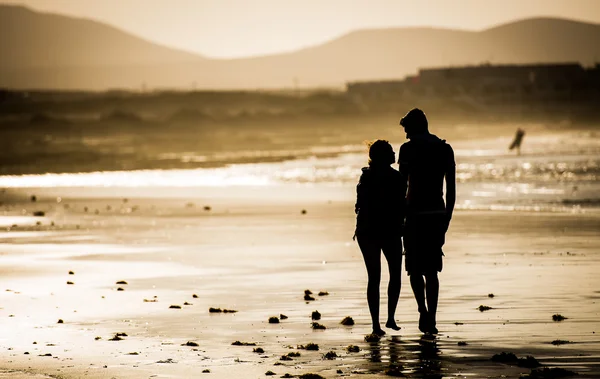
[445,145,456,225]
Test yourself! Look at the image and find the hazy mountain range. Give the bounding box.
[1,5,600,90]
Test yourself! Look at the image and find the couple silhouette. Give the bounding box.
[354,108,456,336]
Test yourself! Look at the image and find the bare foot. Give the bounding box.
[385,320,401,331]
[372,328,386,336]
[418,311,429,333]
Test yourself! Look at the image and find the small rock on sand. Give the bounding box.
[551,340,572,345]
[182,341,199,347]
[268,317,280,324]
[68,271,74,275]
[347,345,360,353]
[57,319,63,324]
[67,281,74,285]
[488,293,495,298]
[364,334,380,342]
[94,337,101,340]
[521,367,578,379]
[304,289,312,295]
[478,305,492,312]
[458,341,468,346]
[311,311,321,320]
[193,294,199,298]
[253,347,265,354]
[340,316,354,326]
[203,206,211,211]
[183,302,192,305]
[209,307,222,313]
[552,314,567,322]
[265,370,276,376]
[202,369,210,373]
[116,280,128,285]
[31,195,37,202]
[317,291,328,296]
[280,314,288,319]
[304,294,315,301]
[301,209,307,215]
[323,351,337,360]
[169,305,182,309]
[33,211,45,217]
[232,341,257,346]
[117,287,124,291]
[311,322,326,330]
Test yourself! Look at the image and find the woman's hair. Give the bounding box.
[367,139,395,166]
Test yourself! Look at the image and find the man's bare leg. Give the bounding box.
[425,273,439,334]
[410,274,429,333]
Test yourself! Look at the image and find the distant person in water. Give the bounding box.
[354,140,406,336]
[398,108,456,335]
[509,128,526,155]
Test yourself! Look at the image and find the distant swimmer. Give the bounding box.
[509,128,526,155]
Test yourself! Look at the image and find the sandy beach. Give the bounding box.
[0,185,598,379]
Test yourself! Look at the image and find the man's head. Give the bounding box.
[400,108,428,138]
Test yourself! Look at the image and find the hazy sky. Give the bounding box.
[3,0,600,58]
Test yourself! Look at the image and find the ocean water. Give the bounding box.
[0,131,598,213]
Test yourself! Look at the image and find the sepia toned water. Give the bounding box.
[1,131,598,213]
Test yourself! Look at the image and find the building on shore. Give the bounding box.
[346,63,600,117]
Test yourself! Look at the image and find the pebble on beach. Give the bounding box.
[488,293,495,298]
[169,305,182,309]
[552,314,567,322]
[311,322,326,330]
[67,281,74,285]
[340,316,354,326]
[301,209,307,215]
[478,305,492,312]
[268,317,280,324]
[232,341,257,346]
[68,271,74,275]
[33,211,45,217]
[347,345,360,353]
[323,351,337,360]
[280,314,288,319]
[116,280,128,285]
[182,341,199,347]
[311,310,321,320]
[304,294,315,301]
[57,319,64,324]
[317,291,328,296]
[551,339,572,345]
[265,371,276,376]
[193,294,199,298]
[183,302,192,305]
[253,347,265,354]
[117,287,124,291]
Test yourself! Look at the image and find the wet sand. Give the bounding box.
[0,186,599,378]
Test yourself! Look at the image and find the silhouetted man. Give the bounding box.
[398,108,455,334]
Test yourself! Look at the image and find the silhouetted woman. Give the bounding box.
[355,140,406,336]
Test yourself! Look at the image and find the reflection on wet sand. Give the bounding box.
[363,334,443,378]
